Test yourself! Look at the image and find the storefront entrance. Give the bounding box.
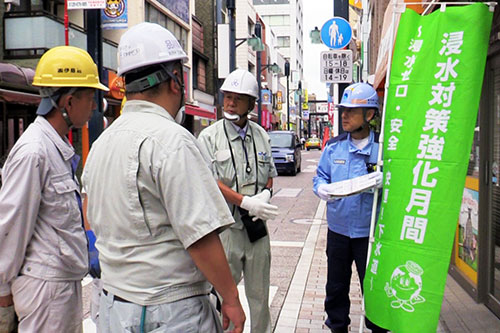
[485,53,500,318]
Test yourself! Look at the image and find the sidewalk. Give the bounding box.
[273,199,500,332]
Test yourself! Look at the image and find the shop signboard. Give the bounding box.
[67,0,106,9]
[102,0,128,30]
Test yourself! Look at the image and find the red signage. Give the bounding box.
[328,102,335,125]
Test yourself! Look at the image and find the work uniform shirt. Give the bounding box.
[82,100,234,306]
[313,131,379,238]
[0,116,87,296]
[198,119,277,228]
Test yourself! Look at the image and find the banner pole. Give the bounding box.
[359,1,401,331]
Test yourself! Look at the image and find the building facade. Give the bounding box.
[253,0,304,132]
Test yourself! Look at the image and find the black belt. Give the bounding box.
[103,289,132,303]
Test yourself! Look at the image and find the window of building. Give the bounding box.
[9,0,51,13]
[263,15,290,26]
[277,36,290,48]
[145,2,188,52]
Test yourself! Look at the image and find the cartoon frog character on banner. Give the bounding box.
[384,260,426,312]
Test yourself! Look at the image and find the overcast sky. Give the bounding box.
[303,1,335,100]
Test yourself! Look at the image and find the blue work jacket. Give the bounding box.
[313,131,379,238]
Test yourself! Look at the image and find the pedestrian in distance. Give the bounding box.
[198,68,279,333]
[313,83,388,333]
[0,45,109,333]
[82,22,245,333]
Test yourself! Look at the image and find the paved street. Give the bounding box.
[81,149,500,332]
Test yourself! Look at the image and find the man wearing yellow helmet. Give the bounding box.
[0,45,108,333]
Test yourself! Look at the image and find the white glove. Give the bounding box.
[252,189,271,203]
[241,194,278,221]
[363,171,383,193]
[317,184,340,201]
[317,184,331,201]
[371,171,383,189]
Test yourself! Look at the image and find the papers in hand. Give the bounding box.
[325,172,382,198]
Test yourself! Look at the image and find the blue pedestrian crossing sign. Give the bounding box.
[320,17,352,50]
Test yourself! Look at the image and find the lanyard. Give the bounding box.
[223,120,259,196]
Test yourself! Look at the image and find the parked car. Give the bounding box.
[305,137,321,150]
[269,130,302,175]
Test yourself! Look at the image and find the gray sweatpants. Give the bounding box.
[11,275,82,333]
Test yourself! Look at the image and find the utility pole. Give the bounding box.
[298,80,302,138]
[333,0,349,136]
[285,61,290,130]
[227,0,236,71]
[255,22,262,126]
[86,9,104,146]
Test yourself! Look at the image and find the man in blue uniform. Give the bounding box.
[313,83,387,333]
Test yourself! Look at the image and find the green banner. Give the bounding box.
[364,4,493,332]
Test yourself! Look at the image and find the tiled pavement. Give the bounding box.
[272,199,500,333]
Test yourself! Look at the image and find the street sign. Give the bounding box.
[320,17,352,49]
[320,50,353,83]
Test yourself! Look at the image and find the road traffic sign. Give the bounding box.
[320,17,352,49]
[320,50,353,83]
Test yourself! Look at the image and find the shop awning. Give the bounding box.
[0,88,40,105]
[185,104,216,119]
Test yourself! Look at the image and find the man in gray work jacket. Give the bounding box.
[0,46,108,332]
[198,69,279,333]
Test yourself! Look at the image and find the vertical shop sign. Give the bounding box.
[276,91,283,110]
[364,4,493,332]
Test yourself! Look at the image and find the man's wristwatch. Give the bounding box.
[263,187,273,197]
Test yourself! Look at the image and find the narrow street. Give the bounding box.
[80,149,500,332]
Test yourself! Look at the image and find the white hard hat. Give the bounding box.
[117,22,188,77]
[221,69,259,99]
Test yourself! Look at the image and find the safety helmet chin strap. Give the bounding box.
[125,62,185,123]
[47,87,79,129]
[350,108,377,133]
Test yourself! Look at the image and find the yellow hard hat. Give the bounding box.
[32,46,109,91]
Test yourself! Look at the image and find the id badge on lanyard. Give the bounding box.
[223,121,258,196]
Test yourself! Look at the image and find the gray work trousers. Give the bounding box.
[220,227,271,333]
[99,291,222,332]
[11,275,82,333]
